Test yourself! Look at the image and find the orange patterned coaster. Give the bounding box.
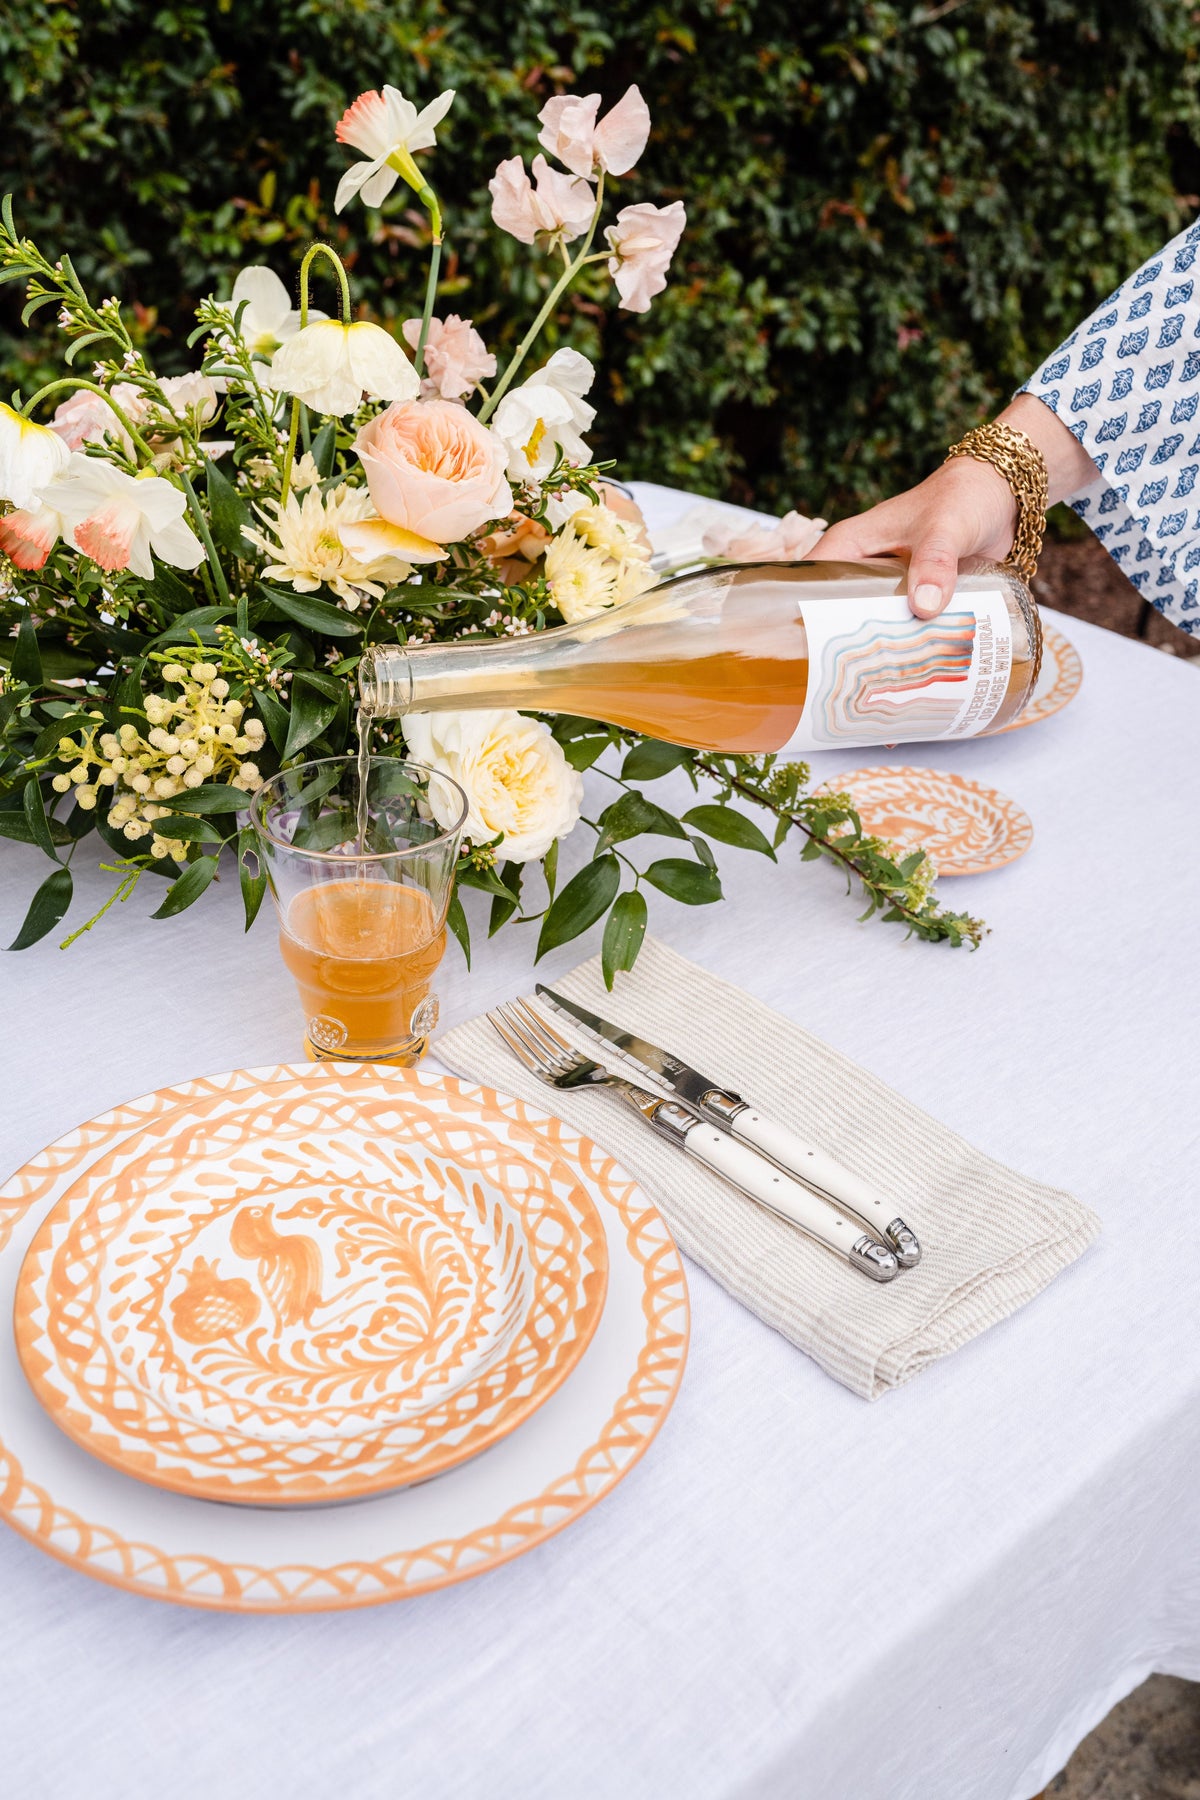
[987,618,1082,735]
[0,1066,688,1608]
[819,767,1034,877]
[16,1075,608,1505]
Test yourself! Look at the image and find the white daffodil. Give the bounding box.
[245,483,435,607]
[334,86,455,214]
[214,267,326,366]
[269,319,420,417]
[48,455,205,579]
[0,401,70,508]
[491,348,596,483]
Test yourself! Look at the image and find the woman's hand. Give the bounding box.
[812,394,1099,616]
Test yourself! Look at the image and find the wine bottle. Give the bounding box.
[358,559,1041,754]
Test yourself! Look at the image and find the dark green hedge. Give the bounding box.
[2,1,1197,514]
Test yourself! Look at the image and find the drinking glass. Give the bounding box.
[250,756,468,1066]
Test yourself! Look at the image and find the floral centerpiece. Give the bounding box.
[0,81,982,981]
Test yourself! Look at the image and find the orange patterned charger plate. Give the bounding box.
[16,1077,609,1506]
[986,617,1083,735]
[820,766,1034,876]
[0,1065,687,1608]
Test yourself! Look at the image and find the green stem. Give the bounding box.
[414,233,443,380]
[21,378,156,464]
[279,398,302,507]
[298,243,352,325]
[380,153,445,381]
[179,468,230,606]
[479,174,607,423]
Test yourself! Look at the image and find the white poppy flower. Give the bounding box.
[334,86,455,214]
[491,348,596,482]
[214,267,327,367]
[48,455,205,579]
[268,320,420,417]
[0,401,71,508]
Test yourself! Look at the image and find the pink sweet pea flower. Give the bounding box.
[702,510,829,563]
[488,154,595,249]
[50,383,147,453]
[537,86,651,179]
[604,201,687,312]
[401,314,496,401]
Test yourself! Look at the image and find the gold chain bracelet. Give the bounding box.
[945,420,1049,584]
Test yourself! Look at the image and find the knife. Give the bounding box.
[535,984,921,1267]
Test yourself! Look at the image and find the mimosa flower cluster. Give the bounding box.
[0,76,980,963]
[52,662,266,861]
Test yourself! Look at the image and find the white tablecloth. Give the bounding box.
[2,482,1198,1800]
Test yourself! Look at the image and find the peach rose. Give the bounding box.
[354,398,512,546]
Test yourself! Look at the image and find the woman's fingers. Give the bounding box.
[808,516,871,561]
[908,534,963,617]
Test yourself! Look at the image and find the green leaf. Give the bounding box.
[601,888,648,990]
[113,658,149,719]
[595,790,688,852]
[147,566,195,616]
[283,672,340,759]
[149,605,235,646]
[155,783,252,815]
[446,887,471,968]
[561,735,609,772]
[258,585,363,638]
[21,291,59,327]
[151,854,220,919]
[251,685,289,754]
[457,861,519,903]
[689,832,718,872]
[30,711,98,762]
[11,614,42,687]
[0,809,71,848]
[22,778,59,861]
[237,826,267,931]
[643,858,723,905]
[146,812,227,844]
[489,861,523,936]
[682,803,777,859]
[63,330,112,366]
[61,802,99,841]
[620,740,691,781]
[7,865,72,951]
[543,838,559,900]
[536,854,620,959]
[311,419,338,478]
[205,457,253,557]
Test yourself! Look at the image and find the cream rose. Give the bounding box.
[354,398,512,546]
[402,709,582,863]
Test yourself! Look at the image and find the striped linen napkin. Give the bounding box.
[437,935,1100,1400]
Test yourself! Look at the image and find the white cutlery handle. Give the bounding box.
[730,1109,893,1237]
[681,1122,897,1280]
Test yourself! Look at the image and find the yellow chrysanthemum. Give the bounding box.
[245,482,411,609]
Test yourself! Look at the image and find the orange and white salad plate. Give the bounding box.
[820,766,1034,876]
[0,1064,688,1610]
[15,1079,609,1505]
[986,617,1083,735]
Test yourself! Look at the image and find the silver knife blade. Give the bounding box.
[534,985,729,1113]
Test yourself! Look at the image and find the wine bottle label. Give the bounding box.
[782,589,1014,751]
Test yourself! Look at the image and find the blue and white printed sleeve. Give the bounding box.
[1020,218,1200,637]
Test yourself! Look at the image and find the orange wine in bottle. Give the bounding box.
[358,560,1041,754]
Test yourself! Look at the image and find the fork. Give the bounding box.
[488,999,899,1283]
